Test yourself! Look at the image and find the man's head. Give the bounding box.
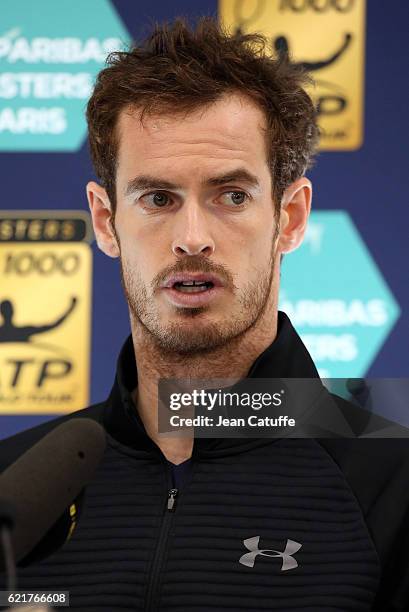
[86,18,318,355]
[0,300,13,324]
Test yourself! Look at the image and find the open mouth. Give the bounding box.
[161,274,222,307]
[173,280,214,293]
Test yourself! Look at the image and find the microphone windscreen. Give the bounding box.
[0,418,106,564]
[17,488,85,568]
[0,498,16,529]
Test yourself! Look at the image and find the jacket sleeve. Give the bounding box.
[365,444,409,611]
[371,507,409,610]
[318,437,409,611]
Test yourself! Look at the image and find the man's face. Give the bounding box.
[111,93,282,354]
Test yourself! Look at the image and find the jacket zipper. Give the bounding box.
[145,473,179,612]
[167,488,178,511]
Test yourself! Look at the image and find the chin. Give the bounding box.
[152,319,232,355]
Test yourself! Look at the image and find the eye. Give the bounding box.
[219,191,248,206]
[140,192,172,208]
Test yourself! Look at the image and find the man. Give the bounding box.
[1,18,408,611]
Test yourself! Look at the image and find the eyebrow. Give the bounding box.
[124,168,261,197]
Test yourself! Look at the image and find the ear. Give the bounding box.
[86,181,120,258]
[277,177,312,254]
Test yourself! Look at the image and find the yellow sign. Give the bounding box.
[219,0,366,149]
[0,212,92,414]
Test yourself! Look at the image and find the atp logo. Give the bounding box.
[239,536,302,572]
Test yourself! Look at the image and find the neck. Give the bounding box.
[130,306,278,464]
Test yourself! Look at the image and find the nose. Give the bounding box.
[171,201,215,257]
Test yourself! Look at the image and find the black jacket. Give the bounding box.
[1,311,408,611]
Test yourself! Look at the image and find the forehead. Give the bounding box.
[115,93,269,178]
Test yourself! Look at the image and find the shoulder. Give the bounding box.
[0,403,106,474]
[317,393,409,515]
[318,436,409,512]
[318,396,409,607]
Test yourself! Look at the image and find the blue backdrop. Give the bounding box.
[0,0,408,439]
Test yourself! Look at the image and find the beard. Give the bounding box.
[118,229,278,356]
[119,256,277,357]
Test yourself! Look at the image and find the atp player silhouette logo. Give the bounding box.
[0,297,77,344]
[273,32,352,73]
[273,33,352,117]
[222,0,365,148]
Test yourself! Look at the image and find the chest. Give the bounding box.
[16,440,380,611]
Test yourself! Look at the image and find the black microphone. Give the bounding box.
[0,498,17,594]
[0,418,106,567]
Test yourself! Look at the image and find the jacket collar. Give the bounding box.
[103,310,320,454]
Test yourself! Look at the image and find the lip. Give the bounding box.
[161,285,223,308]
[161,273,224,289]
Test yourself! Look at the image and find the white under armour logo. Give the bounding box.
[239,536,302,571]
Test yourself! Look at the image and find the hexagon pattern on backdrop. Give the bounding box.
[279,211,400,378]
[0,0,130,151]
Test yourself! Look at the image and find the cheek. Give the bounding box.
[224,219,274,268]
[115,211,158,267]
[121,237,167,294]
[116,206,171,254]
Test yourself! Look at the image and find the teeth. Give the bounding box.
[176,280,208,287]
[176,285,209,293]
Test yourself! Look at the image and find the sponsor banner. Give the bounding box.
[279,211,400,377]
[0,0,130,151]
[158,377,409,438]
[219,0,366,149]
[0,211,92,414]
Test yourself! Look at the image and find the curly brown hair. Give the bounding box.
[86,16,319,214]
